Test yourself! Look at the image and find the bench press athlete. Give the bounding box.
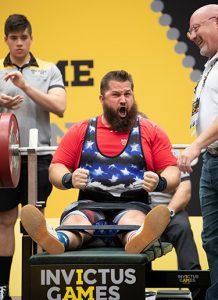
[21,70,180,255]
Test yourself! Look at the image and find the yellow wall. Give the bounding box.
[0,1,206,296]
[0,0,197,217]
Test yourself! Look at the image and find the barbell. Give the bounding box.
[0,112,193,189]
[0,113,57,188]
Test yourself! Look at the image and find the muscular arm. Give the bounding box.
[159,165,181,192]
[143,166,180,193]
[49,163,89,190]
[167,179,191,213]
[49,163,73,190]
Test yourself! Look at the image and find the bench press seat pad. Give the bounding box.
[30,242,173,265]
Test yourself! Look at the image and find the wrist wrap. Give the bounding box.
[62,173,73,189]
[154,175,167,192]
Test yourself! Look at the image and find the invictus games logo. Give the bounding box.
[178,274,199,285]
[40,267,137,300]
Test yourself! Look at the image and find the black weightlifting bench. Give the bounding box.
[21,222,211,300]
[21,229,172,300]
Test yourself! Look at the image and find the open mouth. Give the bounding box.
[119,106,127,118]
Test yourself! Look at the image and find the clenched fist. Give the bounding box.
[143,171,159,192]
[72,168,89,190]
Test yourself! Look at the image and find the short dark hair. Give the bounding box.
[100,70,134,95]
[4,14,32,37]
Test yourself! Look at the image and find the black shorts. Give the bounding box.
[60,200,151,224]
[0,155,53,212]
[59,200,151,246]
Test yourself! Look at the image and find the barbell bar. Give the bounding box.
[0,112,194,189]
[11,144,58,156]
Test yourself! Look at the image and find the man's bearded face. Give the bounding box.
[103,100,138,132]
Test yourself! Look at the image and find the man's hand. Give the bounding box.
[143,171,159,192]
[72,168,89,190]
[177,143,201,173]
[4,71,27,90]
[0,93,23,109]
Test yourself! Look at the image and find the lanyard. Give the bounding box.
[190,58,218,133]
[194,58,218,97]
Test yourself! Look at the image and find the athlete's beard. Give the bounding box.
[102,101,138,132]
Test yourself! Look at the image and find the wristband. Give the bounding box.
[154,175,167,192]
[62,173,73,189]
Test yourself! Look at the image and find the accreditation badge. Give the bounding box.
[190,97,200,136]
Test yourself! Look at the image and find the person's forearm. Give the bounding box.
[160,166,181,192]
[194,116,218,150]
[22,84,66,116]
[49,163,72,189]
[167,180,191,213]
